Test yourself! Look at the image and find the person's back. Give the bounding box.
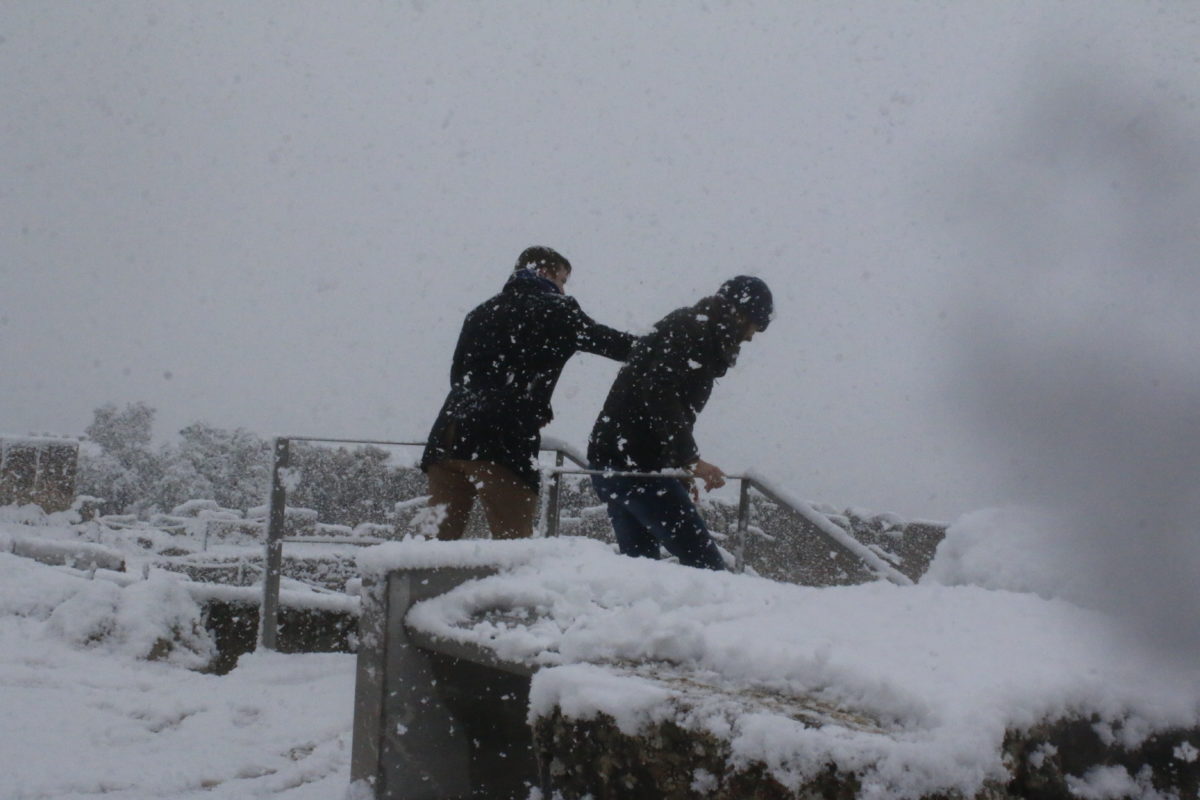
[448,269,590,436]
[587,276,773,570]
[418,246,634,540]
[588,293,744,473]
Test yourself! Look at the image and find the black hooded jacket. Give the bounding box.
[588,294,744,472]
[421,269,634,489]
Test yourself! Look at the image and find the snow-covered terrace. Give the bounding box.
[3,508,1200,798]
[355,525,1200,798]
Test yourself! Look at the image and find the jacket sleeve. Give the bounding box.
[568,300,636,361]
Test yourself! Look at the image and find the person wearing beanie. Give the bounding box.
[418,246,636,541]
[587,276,773,570]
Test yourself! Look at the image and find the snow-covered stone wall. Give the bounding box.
[0,435,79,513]
[352,537,1200,799]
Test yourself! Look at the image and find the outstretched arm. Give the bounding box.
[582,321,636,361]
[569,300,636,361]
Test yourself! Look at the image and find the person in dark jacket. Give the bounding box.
[418,246,635,540]
[587,276,773,570]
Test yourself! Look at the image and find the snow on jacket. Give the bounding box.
[588,294,743,472]
[420,269,635,489]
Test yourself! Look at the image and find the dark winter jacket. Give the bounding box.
[421,269,635,489]
[588,294,744,472]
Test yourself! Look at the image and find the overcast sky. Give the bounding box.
[4,1,1199,522]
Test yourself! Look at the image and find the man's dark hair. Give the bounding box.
[515,246,572,274]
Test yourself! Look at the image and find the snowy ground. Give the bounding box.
[0,545,354,800]
[3,507,1200,799]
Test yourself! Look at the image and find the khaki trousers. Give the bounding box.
[424,459,538,541]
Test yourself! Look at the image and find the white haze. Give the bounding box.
[949,70,1200,663]
[3,1,1199,525]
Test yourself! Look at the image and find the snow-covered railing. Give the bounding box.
[257,436,590,649]
[258,436,430,649]
[541,465,912,586]
[743,470,913,585]
[536,438,914,586]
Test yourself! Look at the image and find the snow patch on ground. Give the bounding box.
[0,519,356,800]
[47,573,217,668]
[0,550,354,799]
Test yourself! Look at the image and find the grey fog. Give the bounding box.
[4,0,1199,536]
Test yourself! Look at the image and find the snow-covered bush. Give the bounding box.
[46,573,217,669]
[0,550,98,618]
[173,422,271,511]
[76,404,271,518]
[46,579,121,646]
[0,503,50,526]
[76,402,166,516]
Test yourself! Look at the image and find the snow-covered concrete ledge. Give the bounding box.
[0,529,357,615]
[1,531,125,572]
[1,532,359,675]
[352,535,1200,799]
[350,538,617,798]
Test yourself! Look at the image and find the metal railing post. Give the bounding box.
[259,436,289,650]
[546,451,565,537]
[734,479,751,573]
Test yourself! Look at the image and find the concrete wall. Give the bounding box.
[350,558,1200,800]
[350,566,538,799]
[200,598,358,675]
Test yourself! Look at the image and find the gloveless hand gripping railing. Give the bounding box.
[258,436,911,650]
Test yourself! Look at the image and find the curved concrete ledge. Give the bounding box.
[3,534,125,572]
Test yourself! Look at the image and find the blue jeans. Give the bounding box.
[589,470,727,571]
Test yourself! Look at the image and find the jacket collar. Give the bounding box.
[504,268,563,296]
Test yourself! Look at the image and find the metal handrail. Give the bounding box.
[257,435,911,650]
[279,436,429,448]
[259,435,591,649]
[542,465,754,574]
[540,465,910,585]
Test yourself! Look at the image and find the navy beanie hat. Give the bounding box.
[717,275,774,330]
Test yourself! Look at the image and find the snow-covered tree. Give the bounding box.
[75,402,424,522]
[174,422,270,511]
[86,401,155,456]
[77,402,165,516]
[288,443,424,527]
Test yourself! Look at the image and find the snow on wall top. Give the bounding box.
[383,529,1200,799]
[356,535,611,577]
